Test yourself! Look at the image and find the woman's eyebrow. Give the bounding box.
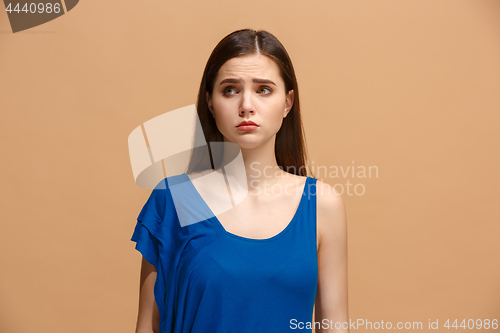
[219,78,276,86]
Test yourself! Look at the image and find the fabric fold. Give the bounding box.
[131,177,175,332]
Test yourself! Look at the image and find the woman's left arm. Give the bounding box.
[314,181,349,333]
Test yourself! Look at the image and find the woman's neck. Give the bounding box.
[218,135,286,192]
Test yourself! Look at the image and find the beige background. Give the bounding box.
[1,0,499,332]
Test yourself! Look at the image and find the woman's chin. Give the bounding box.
[232,139,264,150]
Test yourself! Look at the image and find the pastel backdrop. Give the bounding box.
[1,0,499,332]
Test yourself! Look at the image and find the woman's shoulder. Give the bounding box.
[315,178,346,244]
[315,178,344,211]
[286,174,343,211]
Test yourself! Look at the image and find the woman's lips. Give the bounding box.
[237,125,258,131]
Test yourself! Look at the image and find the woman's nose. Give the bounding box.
[239,91,255,114]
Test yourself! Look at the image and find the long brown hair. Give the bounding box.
[186,29,312,177]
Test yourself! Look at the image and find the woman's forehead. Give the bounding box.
[216,54,282,83]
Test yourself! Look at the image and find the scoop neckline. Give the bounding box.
[181,172,310,242]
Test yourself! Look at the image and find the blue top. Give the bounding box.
[131,173,318,332]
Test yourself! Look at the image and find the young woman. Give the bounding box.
[132,29,349,333]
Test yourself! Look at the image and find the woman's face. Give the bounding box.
[206,53,294,150]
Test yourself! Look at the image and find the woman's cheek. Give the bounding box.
[219,119,235,139]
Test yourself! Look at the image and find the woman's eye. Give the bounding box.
[258,86,272,94]
[223,87,238,95]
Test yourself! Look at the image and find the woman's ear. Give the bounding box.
[283,89,295,118]
[206,91,214,117]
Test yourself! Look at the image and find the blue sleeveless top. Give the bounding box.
[131,173,318,332]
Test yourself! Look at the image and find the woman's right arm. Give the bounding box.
[135,256,160,333]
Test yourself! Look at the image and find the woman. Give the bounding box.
[131,29,349,333]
